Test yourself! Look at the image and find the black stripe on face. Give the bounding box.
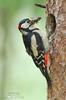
[20,27,39,33]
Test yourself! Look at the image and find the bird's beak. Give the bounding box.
[29,17,41,25]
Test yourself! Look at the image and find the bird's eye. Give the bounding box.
[27,20,30,23]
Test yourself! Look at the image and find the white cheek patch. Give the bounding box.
[21,22,29,29]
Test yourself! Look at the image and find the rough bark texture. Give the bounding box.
[46,0,66,100]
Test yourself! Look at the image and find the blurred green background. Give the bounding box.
[0,0,47,100]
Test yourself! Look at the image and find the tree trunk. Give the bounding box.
[46,0,66,100]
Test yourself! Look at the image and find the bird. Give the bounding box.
[18,17,52,88]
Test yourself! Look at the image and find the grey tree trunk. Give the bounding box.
[46,0,66,100]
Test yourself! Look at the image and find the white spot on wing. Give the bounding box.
[33,29,50,52]
[31,35,38,57]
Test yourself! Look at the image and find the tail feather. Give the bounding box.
[44,68,52,88]
[40,66,52,88]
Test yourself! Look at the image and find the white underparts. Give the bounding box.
[20,29,28,35]
[42,33,50,52]
[29,25,35,30]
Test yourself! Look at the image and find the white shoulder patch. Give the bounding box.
[31,35,38,57]
[33,29,50,52]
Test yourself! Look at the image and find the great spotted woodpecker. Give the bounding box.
[18,17,52,88]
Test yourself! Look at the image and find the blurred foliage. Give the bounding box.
[0,0,46,20]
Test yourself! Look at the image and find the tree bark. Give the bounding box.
[46,0,66,100]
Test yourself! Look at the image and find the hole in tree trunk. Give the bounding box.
[46,14,56,38]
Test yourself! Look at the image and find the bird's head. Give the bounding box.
[18,17,41,35]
